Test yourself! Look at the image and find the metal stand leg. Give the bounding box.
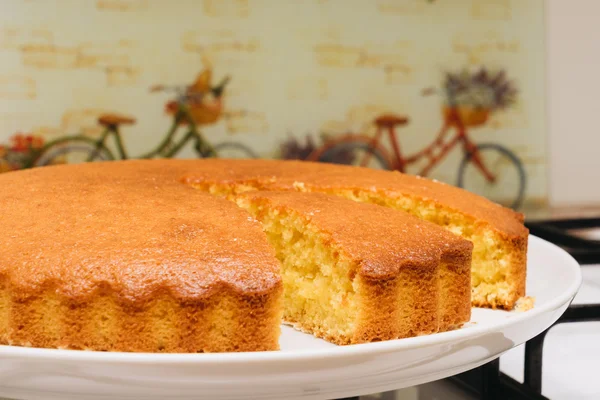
[480,358,500,400]
[524,330,549,393]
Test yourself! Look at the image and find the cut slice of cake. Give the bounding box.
[234,191,473,345]
[180,159,528,310]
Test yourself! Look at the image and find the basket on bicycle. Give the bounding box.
[165,70,229,126]
[442,106,490,128]
[189,101,223,125]
[166,99,223,125]
[442,67,516,128]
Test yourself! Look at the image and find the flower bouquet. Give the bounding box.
[442,67,517,127]
[0,133,46,173]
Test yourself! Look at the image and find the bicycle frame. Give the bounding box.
[90,107,216,161]
[32,80,232,167]
[365,109,497,182]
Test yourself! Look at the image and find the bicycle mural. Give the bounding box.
[0,1,546,208]
[280,67,525,209]
[20,68,255,168]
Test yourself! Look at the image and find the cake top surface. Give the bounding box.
[236,190,473,279]
[179,158,527,238]
[0,161,281,300]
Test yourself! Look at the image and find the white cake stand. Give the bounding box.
[0,235,581,400]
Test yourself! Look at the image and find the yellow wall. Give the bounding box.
[0,0,546,203]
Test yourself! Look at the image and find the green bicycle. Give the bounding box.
[33,77,258,167]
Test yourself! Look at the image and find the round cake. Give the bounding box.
[0,158,526,352]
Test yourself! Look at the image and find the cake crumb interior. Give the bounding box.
[235,197,360,344]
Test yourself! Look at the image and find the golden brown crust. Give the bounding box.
[438,253,473,330]
[0,162,281,300]
[2,287,282,352]
[351,244,471,344]
[0,161,282,352]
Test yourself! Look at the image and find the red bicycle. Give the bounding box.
[308,106,526,209]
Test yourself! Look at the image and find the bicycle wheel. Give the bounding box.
[34,138,114,167]
[213,142,259,159]
[317,142,390,170]
[457,143,526,209]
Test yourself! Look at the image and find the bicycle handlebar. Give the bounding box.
[421,87,438,96]
[149,84,187,94]
[150,76,230,104]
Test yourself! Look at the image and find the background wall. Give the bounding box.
[546,0,600,207]
[0,0,547,205]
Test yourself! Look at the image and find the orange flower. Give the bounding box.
[25,135,44,149]
[8,132,44,152]
[10,133,28,152]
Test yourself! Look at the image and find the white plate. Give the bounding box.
[0,235,581,400]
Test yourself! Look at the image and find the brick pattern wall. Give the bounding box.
[0,0,547,202]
